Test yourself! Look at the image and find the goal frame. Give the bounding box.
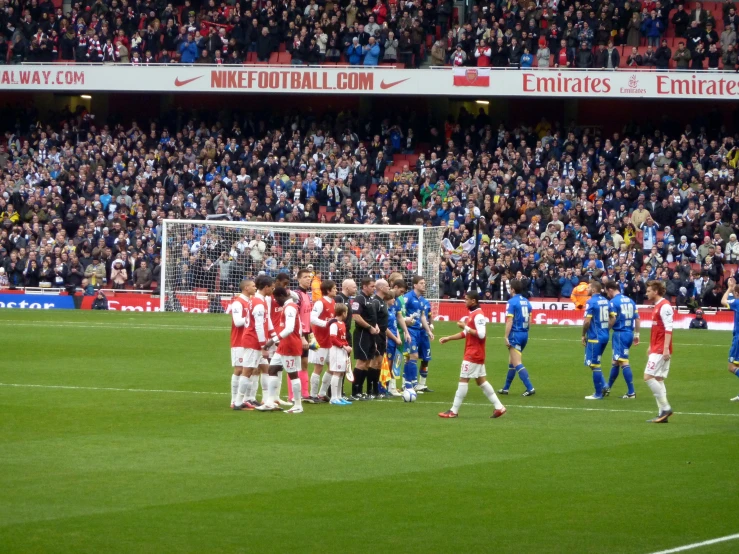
[159,219,429,312]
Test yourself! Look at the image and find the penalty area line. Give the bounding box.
[647,533,739,554]
[1,383,738,417]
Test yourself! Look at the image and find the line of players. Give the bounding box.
[229,269,439,414]
[437,278,677,423]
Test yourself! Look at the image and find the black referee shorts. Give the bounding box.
[374,331,387,357]
[353,329,375,361]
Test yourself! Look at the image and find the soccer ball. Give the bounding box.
[402,389,417,403]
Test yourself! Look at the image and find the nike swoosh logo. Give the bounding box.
[174,76,203,87]
[380,78,409,90]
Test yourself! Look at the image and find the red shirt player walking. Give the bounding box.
[437,292,506,419]
[644,280,674,423]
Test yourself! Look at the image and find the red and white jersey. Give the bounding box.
[463,307,487,364]
[277,300,303,356]
[310,296,336,348]
[243,293,269,350]
[265,295,280,340]
[649,298,674,355]
[230,295,250,347]
[329,320,348,348]
[296,287,313,334]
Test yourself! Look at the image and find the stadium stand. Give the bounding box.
[0,102,738,311]
[0,0,735,70]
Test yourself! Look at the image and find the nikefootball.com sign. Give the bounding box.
[7,65,739,99]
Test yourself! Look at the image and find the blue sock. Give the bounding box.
[593,369,603,396]
[608,365,620,388]
[600,372,608,390]
[623,365,635,395]
[516,364,533,391]
[403,360,417,389]
[504,364,515,390]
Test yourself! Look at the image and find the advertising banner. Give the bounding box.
[6,65,739,100]
[0,293,75,310]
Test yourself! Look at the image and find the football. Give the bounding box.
[402,389,417,403]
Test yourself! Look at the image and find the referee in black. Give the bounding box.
[367,279,390,398]
[333,279,357,400]
[351,277,378,400]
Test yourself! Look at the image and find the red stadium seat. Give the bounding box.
[269,52,279,64]
[278,52,292,64]
[406,154,419,167]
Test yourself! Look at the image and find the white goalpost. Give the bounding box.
[159,220,446,313]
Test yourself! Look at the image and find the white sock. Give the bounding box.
[260,373,270,402]
[310,372,321,397]
[276,370,283,400]
[657,381,671,411]
[319,372,332,396]
[291,378,302,408]
[331,375,340,399]
[268,376,279,405]
[480,382,504,410]
[646,379,669,411]
[236,375,249,405]
[231,374,239,404]
[388,379,397,392]
[451,382,469,414]
[247,375,259,401]
[419,375,427,386]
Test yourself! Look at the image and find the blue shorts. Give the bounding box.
[386,340,397,363]
[612,331,634,363]
[729,334,739,364]
[508,331,528,352]
[418,332,432,362]
[407,328,422,355]
[585,339,609,368]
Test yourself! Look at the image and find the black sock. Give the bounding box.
[353,368,366,395]
[368,368,380,395]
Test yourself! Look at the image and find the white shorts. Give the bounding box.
[460,360,486,379]
[308,347,329,366]
[271,353,302,372]
[231,347,244,368]
[243,348,263,369]
[644,353,671,379]
[329,347,349,373]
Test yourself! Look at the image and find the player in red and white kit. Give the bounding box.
[230,279,255,408]
[644,280,674,423]
[264,286,305,414]
[328,303,353,406]
[308,280,337,402]
[438,292,506,419]
[235,275,273,410]
[264,281,293,409]
[295,269,314,399]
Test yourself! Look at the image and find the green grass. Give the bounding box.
[1,310,738,554]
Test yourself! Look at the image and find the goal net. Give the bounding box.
[160,220,446,314]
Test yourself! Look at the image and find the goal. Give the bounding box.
[159,220,446,313]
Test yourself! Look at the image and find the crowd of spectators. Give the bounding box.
[1,103,739,309]
[0,0,737,70]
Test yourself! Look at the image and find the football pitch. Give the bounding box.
[1,310,738,554]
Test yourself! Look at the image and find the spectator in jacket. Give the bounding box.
[597,42,620,68]
[576,41,594,68]
[627,12,642,46]
[346,37,364,64]
[92,290,109,310]
[520,46,533,68]
[84,257,106,288]
[554,39,573,67]
[723,44,738,69]
[385,33,399,63]
[626,46,642,66]
[689,309,708,329]
[674,41,692,68]
[178,34,198,63]
[642,44,657,66]
[535,38,551,67]
[721,24,736,52]
[430,38,445,65]
[559,268,579,297]
[474,40,491,67]
[655,39,672,69]
[641,10,664,47]
[256,27,274,62]
[363,36,381,65]
[134,260,153,290]
[672,5,690,38]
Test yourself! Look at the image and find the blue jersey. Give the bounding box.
[506,295,532,333]
[388,302,399,336]
[403,291,424,330]
[585,294,610,342]
[609,294,639,332]
[727,294,739,336]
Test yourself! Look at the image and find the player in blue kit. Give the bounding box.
[582,281,611,400]
[416,296,434,392]
[500,279,536,396]
[721,277,739,402]
[604,280,640,399]
[402,276,434,391]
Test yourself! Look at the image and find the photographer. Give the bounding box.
[91,290,109,310]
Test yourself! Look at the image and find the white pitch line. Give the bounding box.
[0,321,730,347]
[647,533,739,554]
[1,383,738,418]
